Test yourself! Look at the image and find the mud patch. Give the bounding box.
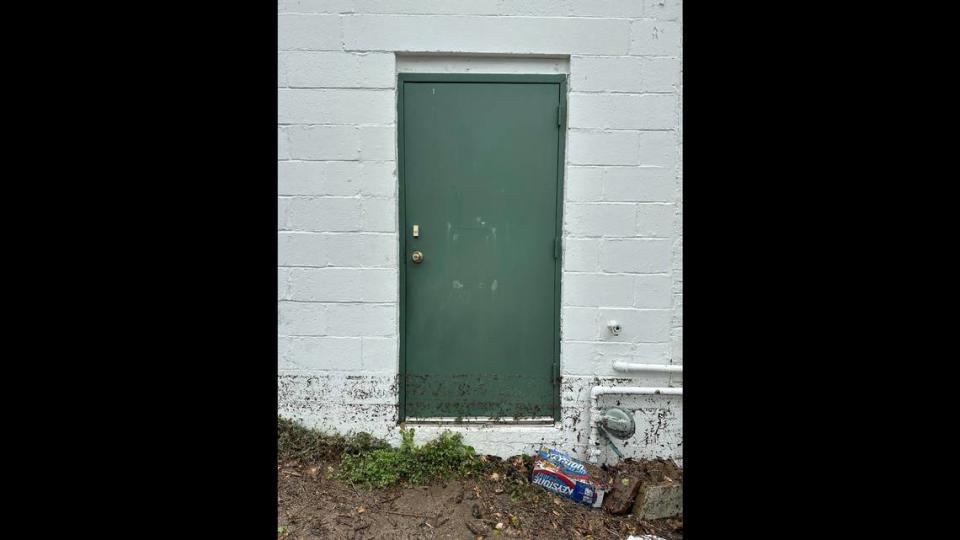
[278,455,682,539]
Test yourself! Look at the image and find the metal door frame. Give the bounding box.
[396,73,567,423]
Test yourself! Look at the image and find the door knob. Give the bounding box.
[411,250,424,264]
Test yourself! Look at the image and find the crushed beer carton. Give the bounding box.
[531,447,605,508]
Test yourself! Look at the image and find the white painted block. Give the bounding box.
[600,238,672,273]
[278,161,361,196]
[278,128,290,159]
[602,167,676,202]
[630,20,682,56]
[569,93,677,130]
[277,161,394,197]
[564,273,636,307]
[570,56,645,93]
[278,198,290,230]
[284,197,362,232]
[671,326,682,364]
[361,198,396,232]
[562,307,599,341]
[565,166,603,202]
[496,0,572,16]
[286,268,397,302]
[633,274,673,308]
[362,337,398,372]
[278,267,290,299]
[279,301,327,335]
[279,336,362,370]
[283,51,395,88]
[639,57,681,92]
[280,302,397,337]
[565,203,636,236]
[280,0,504,16]
[568,0,644,18]
[568,130,640,165]
[636,203,675,238]
[278,89,394,125]
[278,232,397,267]
[286,125,359,160]
[324,303,397,336]
[278,14,342,50]
[278,0,350,13]
[645,0,683,21]
[359,126,395,160]
[637,131,678,168]
[343,15,630,55]
[359,162,397,197]
[563,238,600,272]
[672,236,683,272]
[278,53,289,87]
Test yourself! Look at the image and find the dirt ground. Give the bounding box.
[278,455,682,539]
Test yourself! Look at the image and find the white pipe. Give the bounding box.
[612,361,683,374]
[588,386,683,464]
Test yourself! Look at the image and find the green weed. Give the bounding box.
[338,428,490,488]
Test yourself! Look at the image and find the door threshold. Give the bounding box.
[404,416,556,425]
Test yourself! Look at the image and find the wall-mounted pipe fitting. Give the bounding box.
[607,320,621,335]
[587,386,683,464]
[611,361,683,374]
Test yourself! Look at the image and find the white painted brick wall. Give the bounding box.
[568,93,677,130]
[343,15,631,55]
[278,161,395,197]
[277,14,341,50]
[569,131,642,166]
[278,89,394,124]
[278,232,397,267]
[281,51,396,88]
[570,56,680,93]
[600,239,672,273]
[278,0,682,466]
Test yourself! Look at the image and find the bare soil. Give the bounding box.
[278,456,682,539]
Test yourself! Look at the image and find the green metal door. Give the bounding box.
[399,74,566,420]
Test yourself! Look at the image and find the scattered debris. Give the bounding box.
[466,520,489,536]
[634,482,683,521]
[605,469,644,515]
[277,417,683,539]
[604,458,683,520]
[531,447,606,507]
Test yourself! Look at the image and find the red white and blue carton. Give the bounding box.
[536,447,591,479]
[532,447,605,507]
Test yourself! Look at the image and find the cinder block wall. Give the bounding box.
[278,0,683,465]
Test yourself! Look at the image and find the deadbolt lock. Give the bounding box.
[411,250,424,264]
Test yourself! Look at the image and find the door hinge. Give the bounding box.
[554,237,561,259]
[556,104,563,127]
